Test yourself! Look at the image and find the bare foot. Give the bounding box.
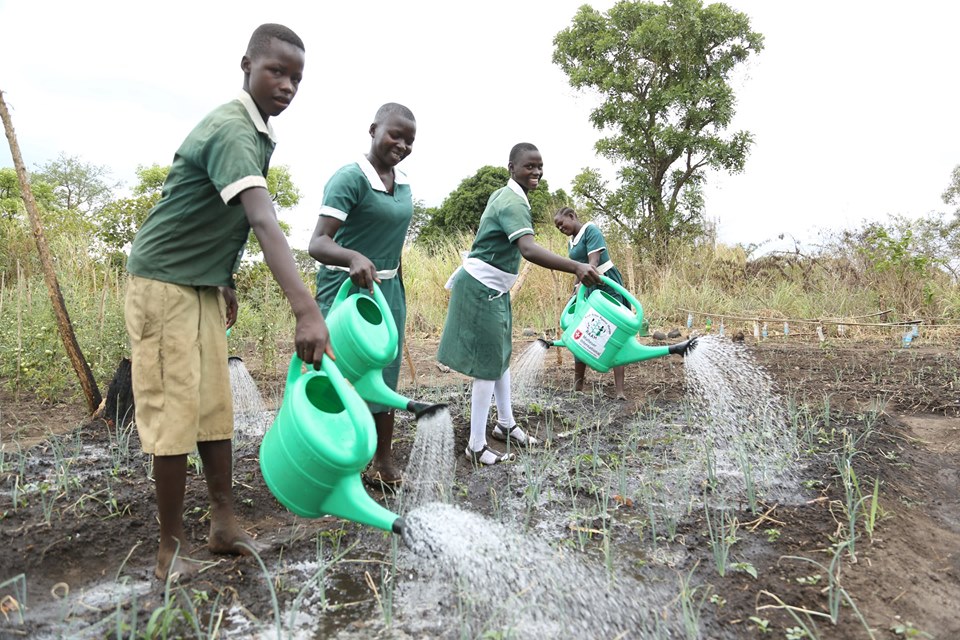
[208,525,267,556]
[367,460,402,484]
[155,548,201,582]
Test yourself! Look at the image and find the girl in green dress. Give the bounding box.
[554,206,627,400]
[308,103,416,489]
[437,143,602,466]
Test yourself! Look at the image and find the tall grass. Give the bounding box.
[2,222,955,403]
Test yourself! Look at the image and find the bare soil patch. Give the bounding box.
[0,336,958,638]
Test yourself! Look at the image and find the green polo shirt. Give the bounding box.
[127,91,276,287]
[467,180,534,274]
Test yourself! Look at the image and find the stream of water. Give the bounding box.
[228,357,272,439]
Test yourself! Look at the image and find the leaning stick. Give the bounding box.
[0,89,102,413]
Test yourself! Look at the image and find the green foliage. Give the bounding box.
[943,164,960,216]
[132,164,169,196]
[416,165,569,249]
[265,164,301,209]
[32,152,115,215]
[553,0,764,263]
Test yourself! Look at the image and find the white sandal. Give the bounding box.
[464,445,514,466]
[491,424,540,447]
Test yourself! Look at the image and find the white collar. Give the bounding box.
[570,220,595,247]
[506,179,531,209]
[357,155,409,192]
[236,91,277,143]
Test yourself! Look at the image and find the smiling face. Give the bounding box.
[242,37,305,119]
[554,211,580,236]
[369,113,416,169]
[508,149,543,193]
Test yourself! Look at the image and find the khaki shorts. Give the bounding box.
[124,275,233,455]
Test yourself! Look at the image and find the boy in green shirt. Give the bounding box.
[126,24,330,582]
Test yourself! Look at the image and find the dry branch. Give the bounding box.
[0,89,102,413]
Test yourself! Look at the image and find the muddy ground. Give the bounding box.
[1,333,959,639]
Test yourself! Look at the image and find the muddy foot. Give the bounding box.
[208,526,267,556]
[155,553,202,583]
[363,463,402,492]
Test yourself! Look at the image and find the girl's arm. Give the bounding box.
[516,235,601,286]
[308,216,379,292]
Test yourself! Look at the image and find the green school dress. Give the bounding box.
[315,157,413,414]
[437,180,534,380]
[568,221,627,307]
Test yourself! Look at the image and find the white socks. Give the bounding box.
[468,368,516,451]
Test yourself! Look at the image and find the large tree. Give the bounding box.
[417,166,568,248]
[553,0,763,262]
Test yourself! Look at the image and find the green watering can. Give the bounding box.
[540,276,696,372]
[325,279,444,418]
[259,355,404,535]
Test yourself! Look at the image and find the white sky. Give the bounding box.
[1,0,958,254]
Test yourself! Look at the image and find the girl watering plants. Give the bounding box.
[309,103,416,491]
[437,143,601,466]
[554,206,628,400]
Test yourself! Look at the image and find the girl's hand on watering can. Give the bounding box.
[219,286,238,330]
[348,254,380,293]
[575,263,602,287]
[295,307,334,369]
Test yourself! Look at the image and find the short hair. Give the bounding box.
[246,24,304,58]
[509,142,539,163]
[374,103,415,124]
[554,206,577,221]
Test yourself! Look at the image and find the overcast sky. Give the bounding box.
[1,0,958,254]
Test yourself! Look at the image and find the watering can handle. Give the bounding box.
[287,355,378,460]
[598,275,643,315]
[329,278,398,349]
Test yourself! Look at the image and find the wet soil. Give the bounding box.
[1,336,959,638]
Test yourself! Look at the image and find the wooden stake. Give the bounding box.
[626,245,636,295]
[403,340,417,385]
[510,260,534,295]
[1,90,102,413]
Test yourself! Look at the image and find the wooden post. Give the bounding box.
[1,90,102,413]
[403,340,417,385]
[626,247,636,298]
[510,260,534,295]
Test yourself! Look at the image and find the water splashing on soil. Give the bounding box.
[400,502,677,638]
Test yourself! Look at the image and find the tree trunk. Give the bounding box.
[0,90,102,413]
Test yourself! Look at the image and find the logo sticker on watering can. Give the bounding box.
[571,309,615,359]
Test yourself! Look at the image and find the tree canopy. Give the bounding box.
[553,0,763,262]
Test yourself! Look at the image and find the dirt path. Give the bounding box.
[0,336,958,638]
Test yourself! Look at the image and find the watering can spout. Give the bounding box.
[326,280,439,414]
[319,473,405,534]
[668,336,699,357]
[407,401,449,420]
